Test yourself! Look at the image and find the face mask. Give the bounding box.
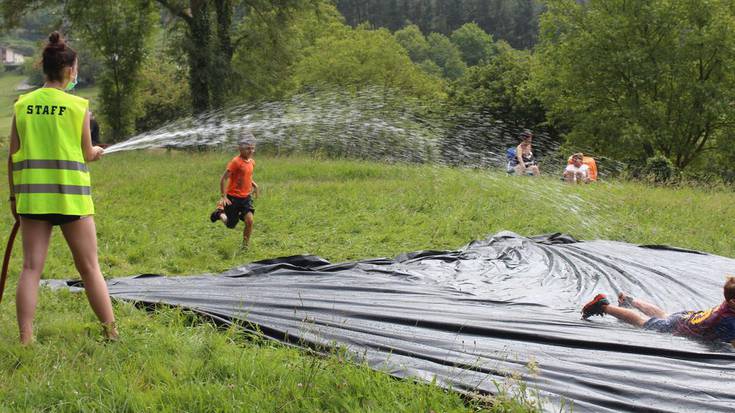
[65,72,78,91]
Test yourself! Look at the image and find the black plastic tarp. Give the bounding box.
[50,232,735,412]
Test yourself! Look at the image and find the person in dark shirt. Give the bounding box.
[89,111,100,146]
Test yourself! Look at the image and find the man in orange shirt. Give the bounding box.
[210,136,259,247]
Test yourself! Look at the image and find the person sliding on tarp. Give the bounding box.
[210,133,259,248]
[582,276,735,348]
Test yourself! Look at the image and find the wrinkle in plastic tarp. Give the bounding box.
[50,232,735,412]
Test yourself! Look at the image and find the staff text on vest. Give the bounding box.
[26,105,67,116]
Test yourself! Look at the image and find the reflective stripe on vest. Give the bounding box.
[13,88,93,215]
[12,159,89,172]
[14,184,91,195]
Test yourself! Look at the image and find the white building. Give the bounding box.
[1,47,26,66]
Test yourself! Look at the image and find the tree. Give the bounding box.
[450,41,547,132]
[66,1,157,142]
[450,22,494,66]
[293,24,444,100]
[535,0,735,169]
[229,2,345,101]
[155,0,317,113]
[426,32,466,79]
[394,24,430,63]
[335,0,545,49]
[135,48,191,133]
[3,0,156,142]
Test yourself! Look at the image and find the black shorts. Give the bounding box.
[224,194,255,229]
[20,213,82,226]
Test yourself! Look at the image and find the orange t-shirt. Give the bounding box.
[226,156,255,197]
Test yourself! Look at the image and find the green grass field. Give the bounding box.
[0,72,26,137]
[0,149,733,411]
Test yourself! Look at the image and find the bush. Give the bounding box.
[641,155,675,183]
[134,56,190,133]
[21,55,44,86]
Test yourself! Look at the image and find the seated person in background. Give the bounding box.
[567,152,597,181]
[90,111,101,146]
[564,153,590,183]
[508,130,540,176]
[581,276,735,349]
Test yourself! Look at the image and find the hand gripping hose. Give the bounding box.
[0,220,20,304]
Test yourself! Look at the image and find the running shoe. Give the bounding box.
[581,294,610,319]
[210,200,225,223]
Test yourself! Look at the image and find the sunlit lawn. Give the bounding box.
[0,130,732,412]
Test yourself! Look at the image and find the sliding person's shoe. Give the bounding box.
[581,294,610,319]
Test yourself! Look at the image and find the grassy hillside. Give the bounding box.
[0,72,26,136]
[0,152,733,411]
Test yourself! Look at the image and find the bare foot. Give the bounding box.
[102,321,119,342]
[618,292,635,308]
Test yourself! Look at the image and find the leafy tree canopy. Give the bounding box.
[293,24,445,100]
[449,22,494,66]
[535,0,735,170]
[426,32,466,80]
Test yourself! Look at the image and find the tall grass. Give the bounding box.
[0,151,733,412]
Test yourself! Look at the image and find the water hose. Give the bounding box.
[0,220,20,304]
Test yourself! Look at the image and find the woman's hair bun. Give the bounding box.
[48,31,63,45]
[42,31,76,81]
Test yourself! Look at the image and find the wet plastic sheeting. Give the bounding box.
[53,232,735,412]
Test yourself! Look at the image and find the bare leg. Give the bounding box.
[16,218,53,345]
[530,165,540,176]
[242,212,254,245]
[619,292,667,318]
[514,165,526,176]
[60,217,117,339]
[563,171,574,182]
[604,305,649,327]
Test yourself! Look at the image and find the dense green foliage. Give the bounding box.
[535,0,735,173]
[335,0,544,49]
[153,0,318,113]
[5,0,735,179]
[67,1,158,142]
[450,22,495,66]
[294,24,445,98]
[229,3,342,101]
[450,41,545,132]
[134,43,191,132]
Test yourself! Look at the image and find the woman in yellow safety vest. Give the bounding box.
[7,32,118,344]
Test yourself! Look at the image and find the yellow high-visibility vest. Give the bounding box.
[12,88,93,215]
